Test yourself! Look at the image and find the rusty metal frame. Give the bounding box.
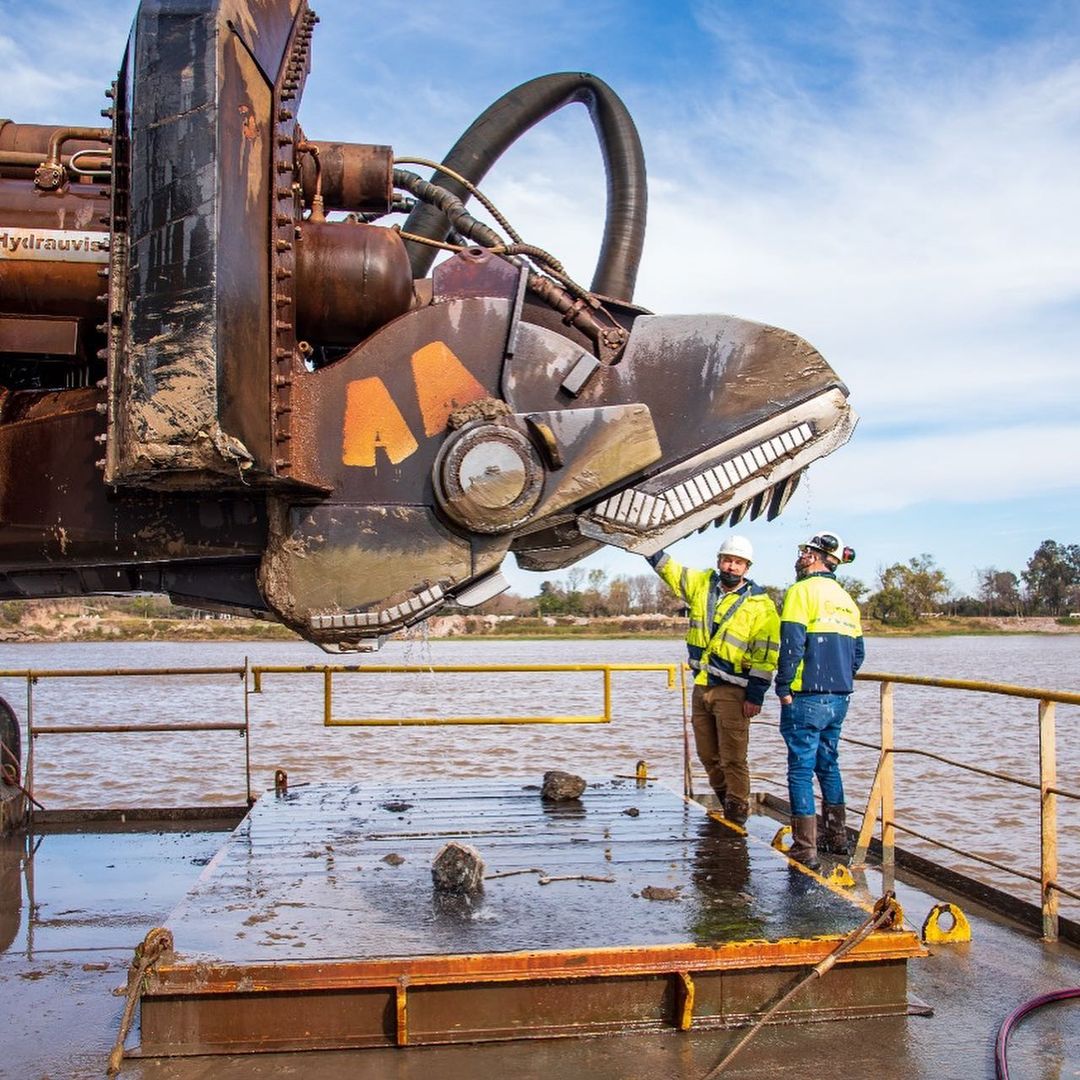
[269,4,319,481]
[149,931,923,991]
[138,929,924,1055]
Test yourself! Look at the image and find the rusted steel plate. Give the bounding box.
[138,781,922,1053]
[148,931,919,993]
[0,388,268,569]
[288,298,514,500]
[140,963,913,1055]
[0,315,78,356]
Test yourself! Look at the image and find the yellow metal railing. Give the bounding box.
[850,671,1080,942]
[0,665,251,809]
[5,662,679,815]
[250,663,679,727]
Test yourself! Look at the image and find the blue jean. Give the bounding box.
[780,694,849,817]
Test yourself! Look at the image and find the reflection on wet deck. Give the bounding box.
[141,780,924,1055]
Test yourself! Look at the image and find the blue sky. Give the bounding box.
[3,0,1078,597]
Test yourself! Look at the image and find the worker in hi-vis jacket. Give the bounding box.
[649,535,780,824]
[775,530,864,868]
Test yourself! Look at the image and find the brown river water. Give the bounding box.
[2,635,1076,918]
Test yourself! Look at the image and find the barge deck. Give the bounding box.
[134,779,922,1055]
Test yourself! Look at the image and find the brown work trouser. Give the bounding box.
[691,682,750,803]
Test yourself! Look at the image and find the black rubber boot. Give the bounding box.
[789,815,821,869]
[723,796,750,825]
[820,803,851,856]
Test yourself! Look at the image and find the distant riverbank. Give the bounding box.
[425,614,685,640]
[0,601,1077,644]
[419,613,1080,640]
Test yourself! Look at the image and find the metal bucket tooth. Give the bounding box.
[767,470,803,521]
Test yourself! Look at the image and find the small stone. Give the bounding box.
[432,841,485,894]
[541,770,586,801]
[623,807,640,817]
[641,885,681,902]
[381,800,412,813]
[381,853,405,866]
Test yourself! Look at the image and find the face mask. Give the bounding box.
[718,570,743,588]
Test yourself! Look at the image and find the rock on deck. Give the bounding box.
[136,779,925,1055]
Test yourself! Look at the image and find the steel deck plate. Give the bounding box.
[138,780,924,1053]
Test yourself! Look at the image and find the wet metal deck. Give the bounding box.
[138,780,924,1054]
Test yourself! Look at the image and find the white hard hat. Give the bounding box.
[800,531,854,565]
[718,535,754,563]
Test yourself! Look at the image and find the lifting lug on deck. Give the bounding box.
[922,901,972,943]
[827,863,856,888]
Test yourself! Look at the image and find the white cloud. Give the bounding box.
[0,2,136,122]
[638,62,1080,314]
[808,424,1080,512]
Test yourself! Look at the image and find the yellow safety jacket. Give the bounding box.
[776,572,865,696]
[651,553,780,705]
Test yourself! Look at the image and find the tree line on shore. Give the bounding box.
[1,541,1075,633]
[475,539,1080,627]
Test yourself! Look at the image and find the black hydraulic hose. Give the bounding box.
[995,987,1080,1080]
[394,168,504,251]
[395,167,628,360]
[395,168,594,298]
[401,72,647,302]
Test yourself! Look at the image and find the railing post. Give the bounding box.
[323,667,333,727]
[880,681,895,875]
[851,761,883,868]
[25,675,34,814]
[1038,698,1058,942]
[680,664,693,799]
[243,658,252,806]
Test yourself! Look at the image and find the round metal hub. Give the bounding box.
[433,423,544,533]
[457,441,528,508]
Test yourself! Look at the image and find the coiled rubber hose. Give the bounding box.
[401,72,647,302]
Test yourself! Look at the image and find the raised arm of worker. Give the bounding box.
[646,549,716,674]
[647,549,711,606]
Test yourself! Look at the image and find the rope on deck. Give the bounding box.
[702,891,904,1077]
[106,926,173,1077]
